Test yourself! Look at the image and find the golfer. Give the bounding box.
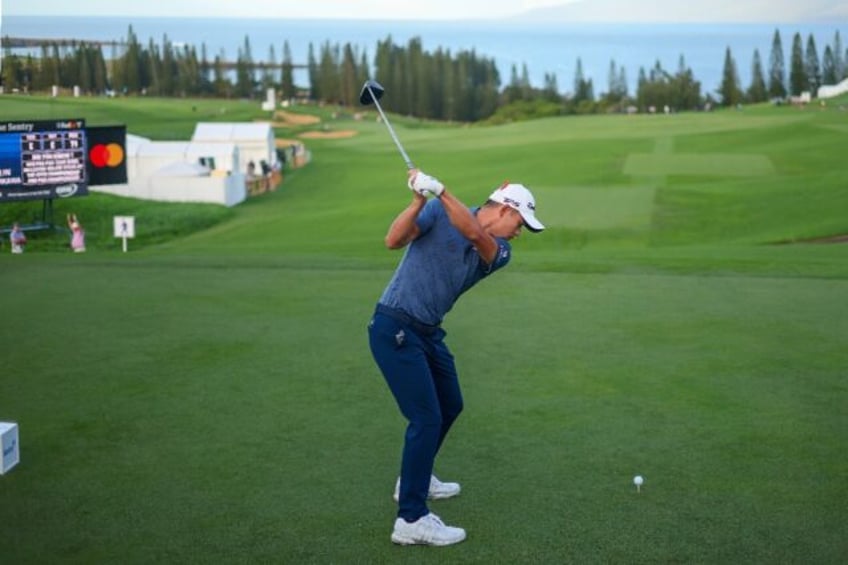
[368,169,544,546]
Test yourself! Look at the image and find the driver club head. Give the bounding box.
[359,79,385,105]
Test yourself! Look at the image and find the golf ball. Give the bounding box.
[633,475,644,486]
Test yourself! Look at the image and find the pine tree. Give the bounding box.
[33,45,52,91]
[719,46,742,106]
[789,32,807,95]
[318,41,340,105]
[671,54,701,110]
[573,57,585,100]
[504,64,521,104]
[78,45,92,93]
[406,37,424,115]
[281,41,295,100]
[213,52,229,97]
[804,34,821,94]
[340,43,358,107]
[51,44,62,87]
[235,35,255,98]
[747,49,768,103]
[2,50,22,91]
[307,43,319,100]
[161,35,176,96]
[121,25,143,93]
[357,50,370,103]
[607,59,620,102]
[833,31,844,81]
[199,44,212,95]
[573,58,593,104]
[478,59,501,118]
[520,63,532,101]
[636,66,648,109]
[147,38,161,95]
[92,46,108,93]
[175,45,200,96]
[618,67,628,99]
[768,29,787,99]
[543,72,560,102]
[261,45,277,93]
[822,46,837,86]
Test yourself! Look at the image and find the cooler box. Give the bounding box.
[1,422,20,475]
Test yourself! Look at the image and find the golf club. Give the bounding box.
[359,79,415,170]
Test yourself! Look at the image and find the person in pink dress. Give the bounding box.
[67,214,86,253]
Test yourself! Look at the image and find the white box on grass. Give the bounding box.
[1,422,20,475]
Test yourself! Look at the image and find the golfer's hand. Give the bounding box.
[408,169,445,197]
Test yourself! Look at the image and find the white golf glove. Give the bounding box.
[408,171,445,197]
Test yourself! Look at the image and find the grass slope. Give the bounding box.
[1,94,847,563]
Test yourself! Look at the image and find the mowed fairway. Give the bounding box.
[1,95,847,563]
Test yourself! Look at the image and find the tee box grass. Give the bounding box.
[0,94,847,563]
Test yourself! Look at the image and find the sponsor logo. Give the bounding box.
[55,183,79,197]
[56,120,83,130]
[89,143,125,168]
[503,196,521,209]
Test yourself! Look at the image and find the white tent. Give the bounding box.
[191,122,276,174]
[818,78,848,100]
[126,139,241,178]
[90,134,247,207]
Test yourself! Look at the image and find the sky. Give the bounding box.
[3,0,844,22]
[2,0,571,20]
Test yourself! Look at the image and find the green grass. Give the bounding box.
[1,94,847,563]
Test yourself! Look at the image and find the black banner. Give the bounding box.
[86,125,128,186]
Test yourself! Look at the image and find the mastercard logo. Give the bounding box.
[89,143,124,168]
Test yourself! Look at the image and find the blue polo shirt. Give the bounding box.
[378,198,512,326]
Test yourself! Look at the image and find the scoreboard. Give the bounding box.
[0,119,89,201]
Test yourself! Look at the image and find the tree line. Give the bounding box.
[2,27,846,122]
[718,30,847,107]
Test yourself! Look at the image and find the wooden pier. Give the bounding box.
[1,37,307,69]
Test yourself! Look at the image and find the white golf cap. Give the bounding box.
[488,182,545,232]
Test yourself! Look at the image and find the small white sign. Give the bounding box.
[113,216,135,238]
[1,422,20,475]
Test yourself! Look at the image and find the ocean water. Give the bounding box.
[3,16,846,94]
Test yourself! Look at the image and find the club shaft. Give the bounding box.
[367,85,414,170]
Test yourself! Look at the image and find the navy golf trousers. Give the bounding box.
[368,305,463,522]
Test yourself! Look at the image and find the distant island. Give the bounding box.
[513,0,848,23]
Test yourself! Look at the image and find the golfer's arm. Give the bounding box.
[438,190,498,264]
[385,195,426,249]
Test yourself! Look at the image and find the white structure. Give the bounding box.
[90,134,247,207]
[818,78,848,100]
[192,122,277,174]
[261,88,276,111]
[1,422,19,475]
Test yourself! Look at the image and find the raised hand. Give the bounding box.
[408,170,445,197]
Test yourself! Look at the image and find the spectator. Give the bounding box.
[10,222,26,254]
[67,214,86,253]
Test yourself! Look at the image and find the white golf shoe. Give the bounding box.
[391,512,467,546]
[393,474,461,502]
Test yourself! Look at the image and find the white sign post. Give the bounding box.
[1,422,20,475]
[113,216,136,252]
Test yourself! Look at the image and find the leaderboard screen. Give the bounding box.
[0,119,89,201]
